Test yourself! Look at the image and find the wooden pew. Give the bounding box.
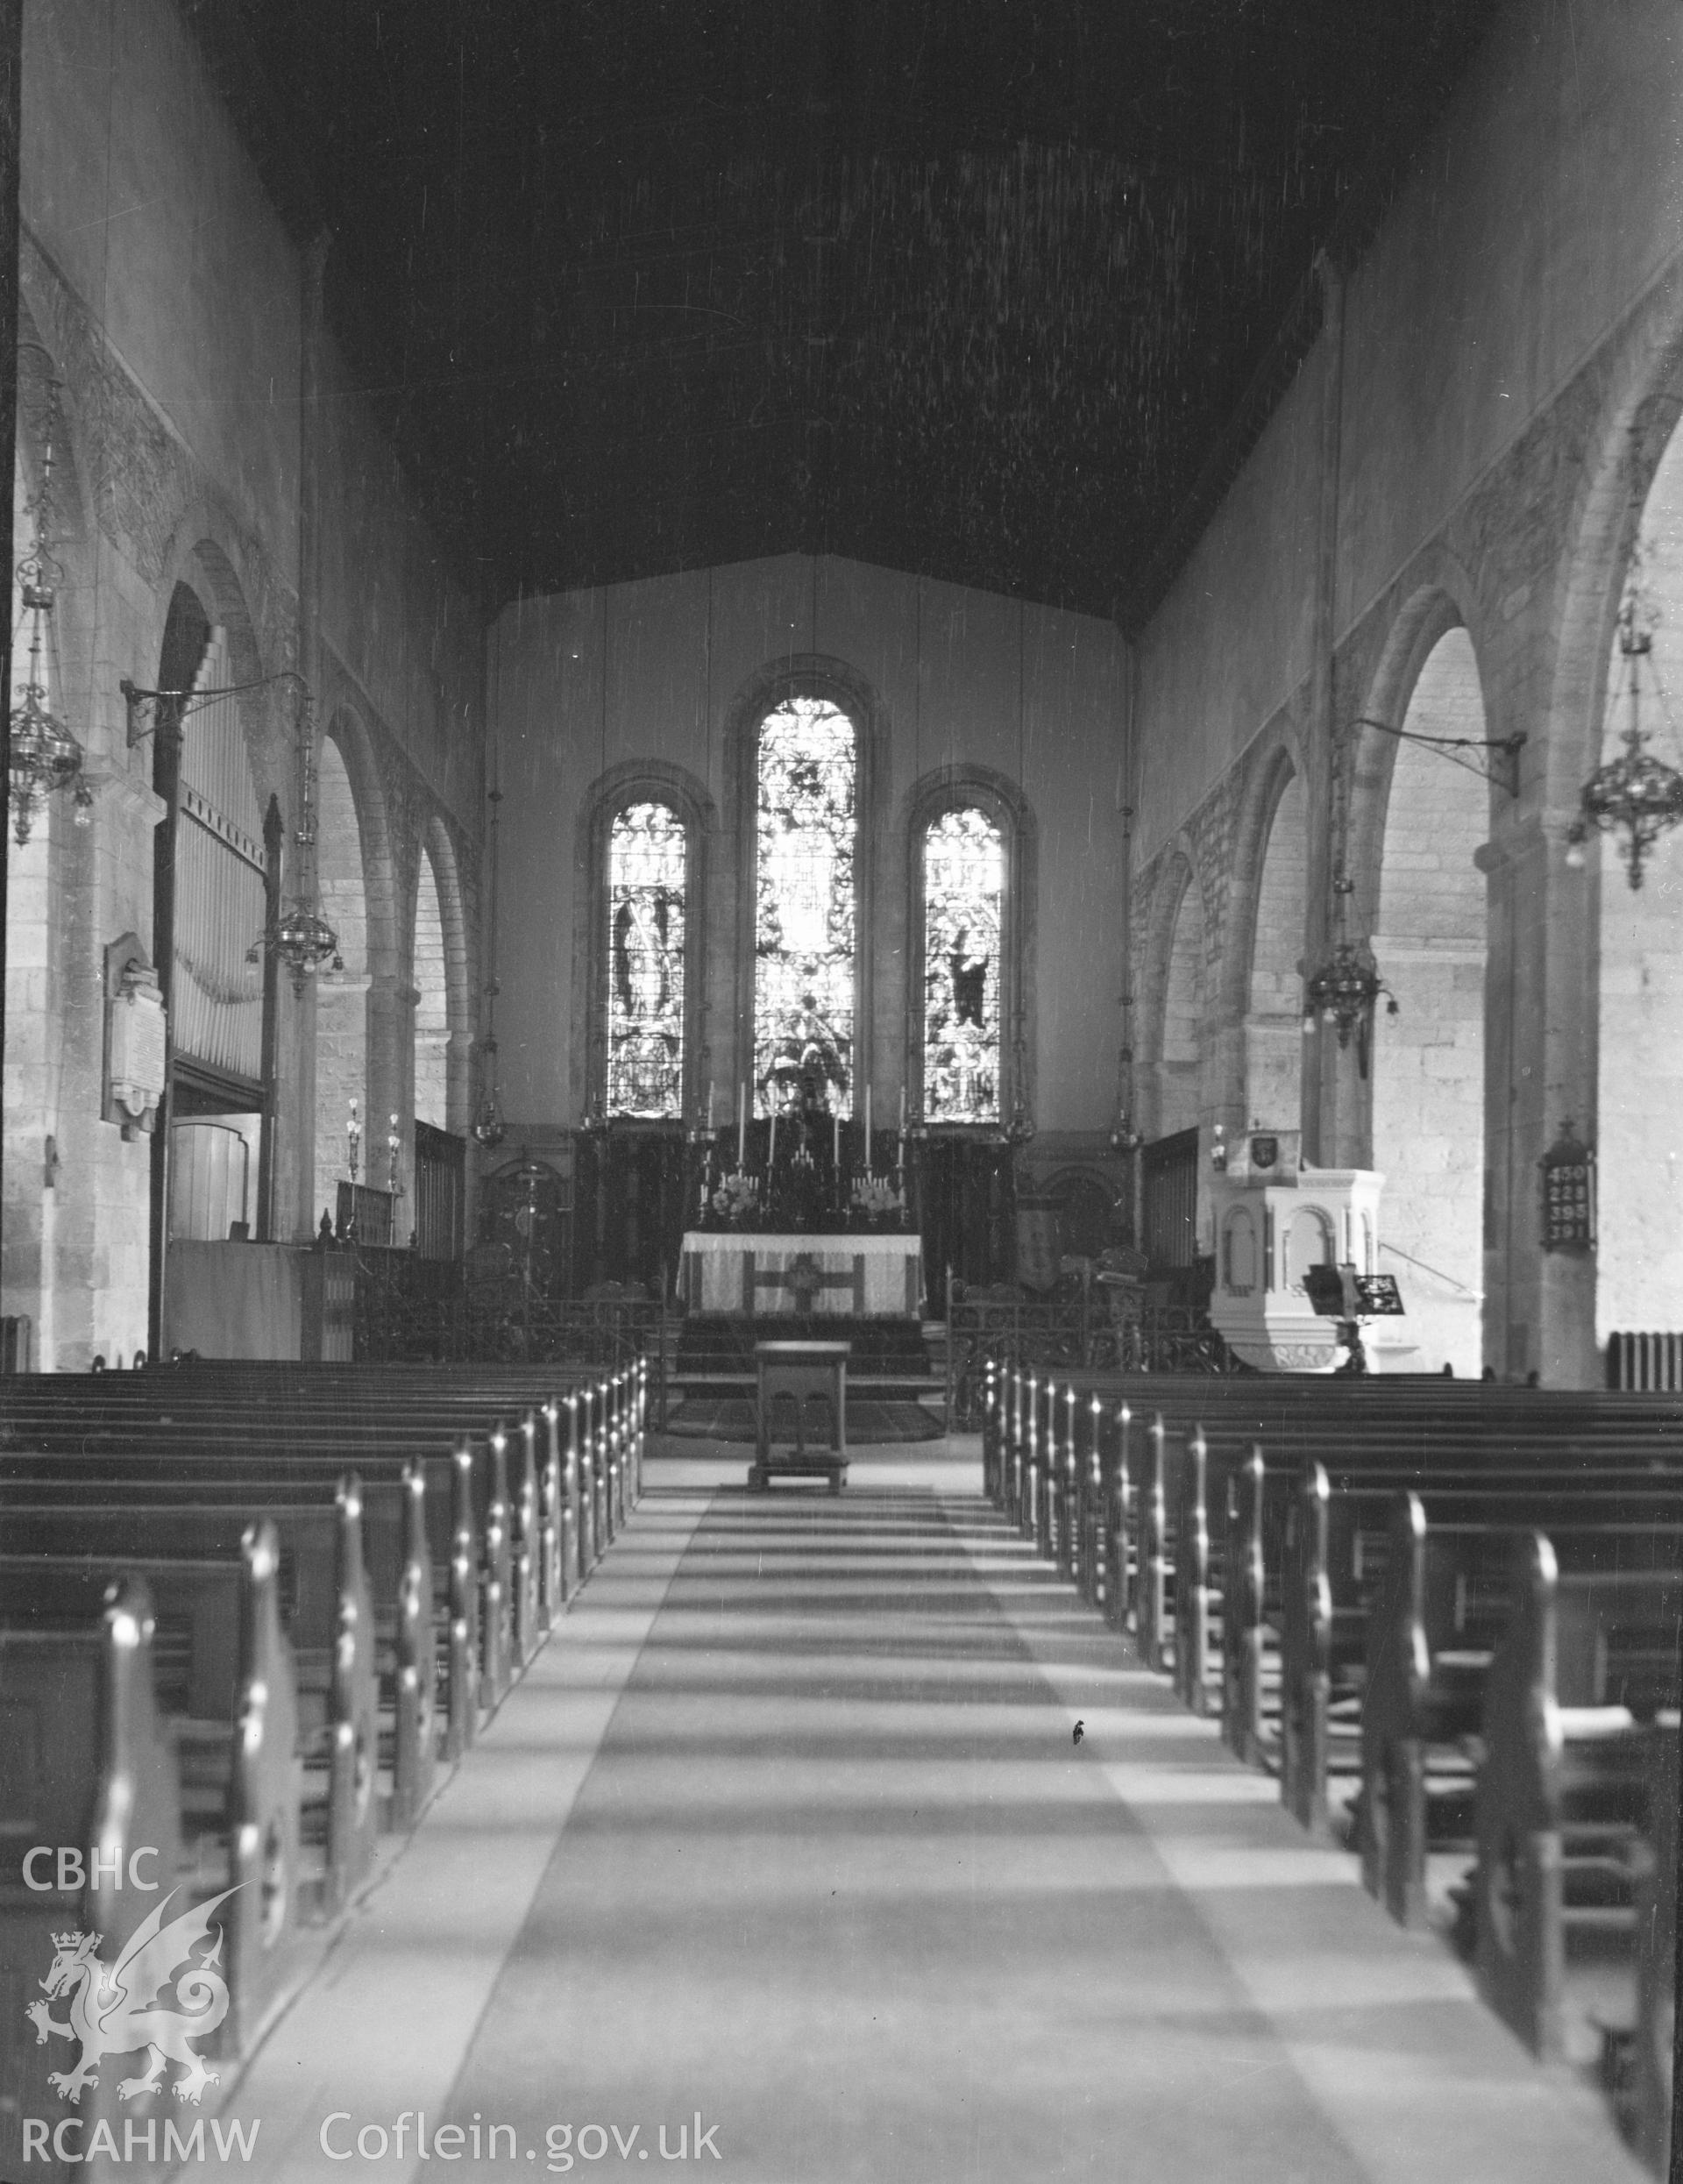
[985,1364,1683,1583]
[0,1353,653,1770]
[1273,1462,1683,1830]
[1221,1446,1273,1765]
[1473,1532,1679,2059]
[980,1352,1683,2166]
[0,1356,649,1548]
[1,1483,383,1905]
[1359,1490,1683,1927]
[0,1439,493,1754]
[1,1425,519,1715]
[4,1576,190,2184]
[1632,1719,1677,2176]
[3,1526,306,2061]
[983,1358,1683,1822]
[0,1361,647,2184]
[0,1362,648,1614]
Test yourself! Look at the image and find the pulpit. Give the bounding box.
[1207,1131,1414,1372]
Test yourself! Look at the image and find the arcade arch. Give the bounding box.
[1157,864,1205,1142]
[1245,764,1306,1134]
[1367,626,1488,1373]
[1594,426,1683,1341]
[414,843,450,1129]
[313,732,369,1220]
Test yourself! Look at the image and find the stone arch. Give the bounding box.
[903,762,1037,1130]
[1591,419,1683,1341]
[317,701,400,987]
[1229,738,1308,1137]
[423,815,473,1135]
[1539,260,1683,1371]
[313,729,370,1209]
[1345,570,1488,921]
[413,841,449,1129]
[575,758,715,1124]
[1139,845,1207,1145]
[1540,259,1683,823]
[1038,1163,1123,1260]
[1359,614,1491,1375]
[153,522,289,822]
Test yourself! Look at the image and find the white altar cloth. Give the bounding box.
[679,1232,923,1317]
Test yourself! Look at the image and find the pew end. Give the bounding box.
[1475,1536,1681,2095]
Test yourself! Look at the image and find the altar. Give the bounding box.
[679,1231,924,1318]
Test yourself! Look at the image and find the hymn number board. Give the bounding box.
[1538,1124,1595,1254]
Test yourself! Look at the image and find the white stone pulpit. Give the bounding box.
[1206,1133,1411,1372]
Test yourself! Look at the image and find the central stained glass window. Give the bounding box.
[754,697,856,1115]
[921,806,1004,1123]
[606,800,687,1117]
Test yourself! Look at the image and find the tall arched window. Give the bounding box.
[753,695,857,1115]
[908,769,1032,1130]
[607,799,689,1118]
[921,806,1004,1122]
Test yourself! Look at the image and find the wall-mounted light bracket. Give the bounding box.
[1352,714,1526,796]
[122,666,313,749]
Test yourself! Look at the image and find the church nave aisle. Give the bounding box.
[228,1448,1643,2184]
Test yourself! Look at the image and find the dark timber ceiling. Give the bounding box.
[186,0,1496,624]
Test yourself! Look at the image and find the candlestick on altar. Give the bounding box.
[768,1106,778,1170]
[737,1080,746,1166]
[899,1085,906,1132]
[833,1113,841,1167]
[707,1078,716,1129]
[864,1085,872,1157]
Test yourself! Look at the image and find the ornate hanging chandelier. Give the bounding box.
[9,372,93,846]
[1303,873,1395,1071]
[1566,593,1683,890]
[242,681,340,985]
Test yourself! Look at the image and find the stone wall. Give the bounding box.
[490,555,1130,1198]
[3,0,484,1365]
[1128,0,1683,1383]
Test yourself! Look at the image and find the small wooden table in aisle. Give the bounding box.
[751,1341,850,1490]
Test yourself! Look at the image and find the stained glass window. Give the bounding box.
[607,800,687,1117]
[753,697,856,1115]
[922,806,1003,1123]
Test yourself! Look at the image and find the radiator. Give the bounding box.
[1606,1330,1683,1391]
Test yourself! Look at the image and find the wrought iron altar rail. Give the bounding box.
[945,1297,1244,1426]
[344,1249,666,1393]
[945,1298,1089,1428]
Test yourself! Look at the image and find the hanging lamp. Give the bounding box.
[9,371,93,845]
[1566,591,1683,890]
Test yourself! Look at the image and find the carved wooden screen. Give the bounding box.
[174,629,266,1088]
[1142,1128,1199,1270]
[415,1119,466,1261]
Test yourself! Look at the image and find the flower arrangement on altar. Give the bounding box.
[850,1170,905,1220]
[710,1170,761,1225]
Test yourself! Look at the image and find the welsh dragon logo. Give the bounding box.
[25,1886,240,2107]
